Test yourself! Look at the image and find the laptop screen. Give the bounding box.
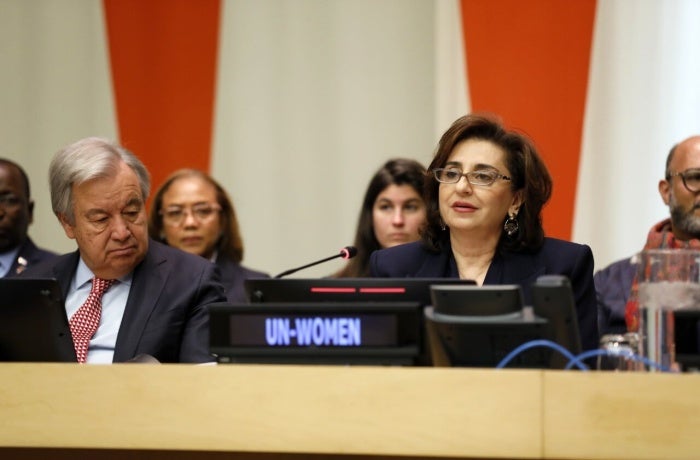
[0,278,76,362]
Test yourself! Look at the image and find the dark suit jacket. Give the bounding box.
[215,255,269,303]
[21,239,226,363]
[5,237,57,277]
[369,238,599,352]
[594,256,634,336]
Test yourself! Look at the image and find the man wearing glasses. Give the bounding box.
[0,159,56,277]
[595,136,700,335]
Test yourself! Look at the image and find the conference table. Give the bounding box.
[0,363,698,459]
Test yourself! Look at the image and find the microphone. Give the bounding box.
[274,246,358,278]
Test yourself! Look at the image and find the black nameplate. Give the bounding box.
[209,302,422,365]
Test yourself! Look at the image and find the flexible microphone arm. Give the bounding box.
[274,246,358,278]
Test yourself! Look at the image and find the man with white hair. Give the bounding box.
[22,137,226,363]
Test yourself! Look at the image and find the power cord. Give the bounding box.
[496,339,588,370]
[495,339,673,372]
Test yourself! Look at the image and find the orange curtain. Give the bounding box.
[461,0,597,239]
[103,0,221,196]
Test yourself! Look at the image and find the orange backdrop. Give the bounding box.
[101,0,597,237]
[103,0,221,198]
[461,0,597,239]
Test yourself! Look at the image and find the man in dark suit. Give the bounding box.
[0,158,57,277]
[21,137,226,363]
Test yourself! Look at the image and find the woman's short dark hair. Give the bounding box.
[148,169,245,263]
[336,158,427,277]
[423,113,552,253]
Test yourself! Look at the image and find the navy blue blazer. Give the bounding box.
[594,256,634,336]
[21,239,227,363]
[369,238,599,352]
[4,237,57,277]
[215,255,270,303]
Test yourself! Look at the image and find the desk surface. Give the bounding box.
[0,364,698,459]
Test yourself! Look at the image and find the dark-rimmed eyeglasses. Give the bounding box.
[161,203,222,226]
[432,168,511,186]
[668,169,700,193]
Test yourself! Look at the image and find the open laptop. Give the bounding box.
[0,278,76,362]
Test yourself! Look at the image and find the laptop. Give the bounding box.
[0,278,77,362]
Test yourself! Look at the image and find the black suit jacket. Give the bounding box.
[369,238,599,351]
[215,255,269,303]
[4,237,57,277]
[21,239,226,363]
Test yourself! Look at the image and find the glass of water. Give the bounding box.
[633,249,700,372]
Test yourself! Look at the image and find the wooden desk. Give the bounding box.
[544,371,700,459]
[0,364,698,459]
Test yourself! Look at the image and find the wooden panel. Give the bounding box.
[0,364,543,459]
[543,371,700,459]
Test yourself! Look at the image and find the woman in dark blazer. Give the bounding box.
[369,114,598,351]
[149,169,269,303]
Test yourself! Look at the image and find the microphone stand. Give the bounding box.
[274,247,357,278]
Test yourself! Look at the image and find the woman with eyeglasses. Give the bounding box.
[148,169,269,303]
[334,158,427,278]
[369,114,598,352]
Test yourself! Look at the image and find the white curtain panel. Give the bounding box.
[574,0,700,270]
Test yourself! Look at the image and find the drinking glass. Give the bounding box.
[597,332,639,371]
[634,249,700,371]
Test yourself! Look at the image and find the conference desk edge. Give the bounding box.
[0,364,697,460]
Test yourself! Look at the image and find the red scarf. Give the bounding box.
[625,218,700,330]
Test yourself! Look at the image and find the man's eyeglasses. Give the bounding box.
[0,194,23,209]
[668,169,700,193]
[161,203,222,226]
[432,167,511,186]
